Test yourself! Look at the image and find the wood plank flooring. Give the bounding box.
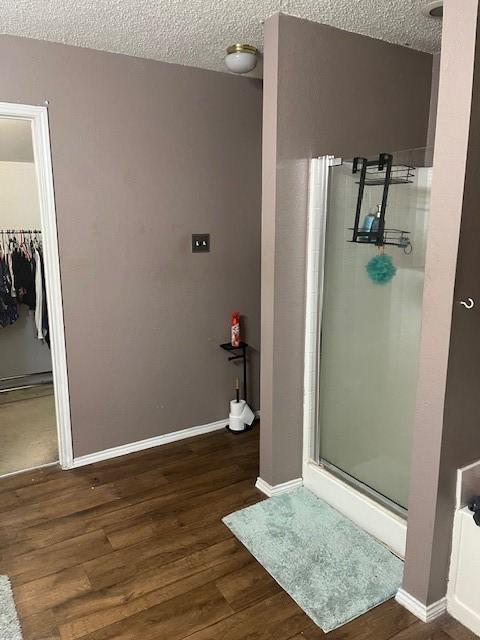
[0,427,475,639]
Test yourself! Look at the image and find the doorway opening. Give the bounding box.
[0,102,72,476]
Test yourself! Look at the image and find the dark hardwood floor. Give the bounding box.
[0,427,474,639]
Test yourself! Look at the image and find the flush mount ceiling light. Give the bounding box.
[224,44,259,74]
[422,1,443,18]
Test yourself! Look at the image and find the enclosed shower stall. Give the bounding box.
[304,149,432,555]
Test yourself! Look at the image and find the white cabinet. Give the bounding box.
[448,506,480,636]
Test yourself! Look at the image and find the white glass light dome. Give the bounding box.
[225,44,259,75]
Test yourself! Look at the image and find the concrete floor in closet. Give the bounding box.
[0,385,57,475]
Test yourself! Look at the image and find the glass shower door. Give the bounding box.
[316,150,431,511]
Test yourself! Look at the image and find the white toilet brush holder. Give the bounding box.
[227,399,255,433]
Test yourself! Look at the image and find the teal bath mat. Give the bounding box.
[223,487,403,632]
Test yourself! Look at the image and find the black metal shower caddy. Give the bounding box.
[349,152,414,249]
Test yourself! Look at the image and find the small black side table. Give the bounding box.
[220,342,248,404]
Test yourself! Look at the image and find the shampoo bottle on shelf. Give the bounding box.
[359,206,376,241]
[360,204,381,241]
[370,204,382,235]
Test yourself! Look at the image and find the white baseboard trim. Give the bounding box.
[73,418,228,468]
[396,589,447,623]
[255,476,303,497]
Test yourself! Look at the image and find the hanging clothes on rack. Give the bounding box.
[11,245,35,309]
[38,248,50,347]
[0,241,18,327]
[33,247,43,339]
[0,230,49,346]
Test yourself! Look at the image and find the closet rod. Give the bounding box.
[0,229,42,233]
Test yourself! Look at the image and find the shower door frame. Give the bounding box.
[302,155,407,558]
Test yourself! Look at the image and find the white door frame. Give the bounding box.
[0,101,74,470]
[302,156,407,558]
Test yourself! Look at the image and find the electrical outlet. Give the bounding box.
[192,234,210,253]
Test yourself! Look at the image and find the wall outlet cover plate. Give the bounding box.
[192,234,210,252]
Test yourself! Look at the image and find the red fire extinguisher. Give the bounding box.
[231,312,240,347]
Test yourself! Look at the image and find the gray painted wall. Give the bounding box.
[0,35,262,457]
[0,308,52,380]
[260,13,432,485]
[404,0,480,605]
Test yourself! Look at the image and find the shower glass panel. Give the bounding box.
[316,148,432,512]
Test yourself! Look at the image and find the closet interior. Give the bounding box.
[0,118,57,475]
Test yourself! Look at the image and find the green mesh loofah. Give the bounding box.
[366,253,396,285]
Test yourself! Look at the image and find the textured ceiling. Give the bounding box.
[0,0,442,76]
